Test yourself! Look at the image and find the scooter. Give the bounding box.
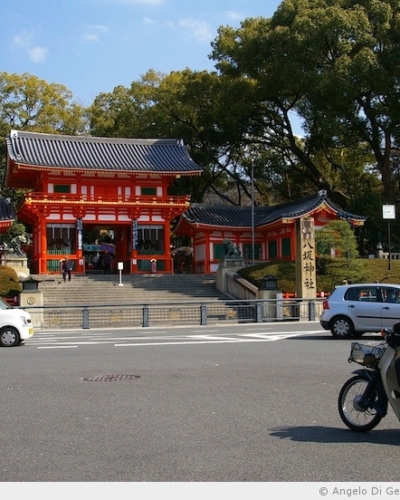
[338,326,400,432]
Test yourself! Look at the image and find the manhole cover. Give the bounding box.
[83,374,140,382]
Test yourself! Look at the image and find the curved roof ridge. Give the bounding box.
[9,129,180,146]
[6,130,202,175]
[181,191,366,229]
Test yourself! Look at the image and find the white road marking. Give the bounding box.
[37,345,78,349]
[114,334,305,347]
[30,329,321,349]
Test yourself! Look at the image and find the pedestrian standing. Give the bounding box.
[62,258,72,282]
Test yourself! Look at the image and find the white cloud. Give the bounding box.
[13,31,48,63]
[178,18,213,43]
[13,30,34,48]
[82,25,109,43]
[27,46,48,63]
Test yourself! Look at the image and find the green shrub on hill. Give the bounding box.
[0,265,22,297]
[237,258,400,293]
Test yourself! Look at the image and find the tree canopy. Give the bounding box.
[209,0,400,251]
[0,72,87,240]
[0,71,86,135]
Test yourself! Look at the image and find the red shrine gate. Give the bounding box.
[5,131,202,275]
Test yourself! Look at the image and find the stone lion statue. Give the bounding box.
[223,238,241,258]
[5,235,27,257]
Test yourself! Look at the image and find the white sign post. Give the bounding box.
[382,205,396,270]
[117,262,124,286]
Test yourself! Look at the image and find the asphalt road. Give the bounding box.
[1,322,399,483]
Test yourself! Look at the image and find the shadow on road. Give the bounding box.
[284,333,384,342]
[269,425,400,444]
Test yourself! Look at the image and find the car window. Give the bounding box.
[0,297,11,310]
[344,286,378,302]
[382,287,400,303]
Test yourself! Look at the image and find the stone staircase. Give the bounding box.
[33,273,226,307]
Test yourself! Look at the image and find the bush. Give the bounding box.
[0,265,22,297]
[237,258,400,293]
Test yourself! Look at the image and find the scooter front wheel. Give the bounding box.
[338,375,382,432]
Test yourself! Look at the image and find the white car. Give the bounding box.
[320,283,400,339]
[0,298,34,347]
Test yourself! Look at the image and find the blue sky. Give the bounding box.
[2,0,282,106]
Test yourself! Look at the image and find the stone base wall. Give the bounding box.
[1,256,30,279]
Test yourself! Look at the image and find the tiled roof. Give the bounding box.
[182,191,366,228]
[6,130,203,174]
[184,204,272,228]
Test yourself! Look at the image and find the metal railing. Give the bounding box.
[23,297,324,330]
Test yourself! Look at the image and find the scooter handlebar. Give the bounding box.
[382,328,400,348]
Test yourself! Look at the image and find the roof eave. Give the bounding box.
[12,163,202,176]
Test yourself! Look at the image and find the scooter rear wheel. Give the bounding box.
[338,375,382,432]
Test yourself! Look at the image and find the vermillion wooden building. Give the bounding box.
[5,131,366,276]
[5,130,203,275]
[172,191,366,274]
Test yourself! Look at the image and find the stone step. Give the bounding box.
[32,273,226,306]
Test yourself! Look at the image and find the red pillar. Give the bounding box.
[39,218,47,274]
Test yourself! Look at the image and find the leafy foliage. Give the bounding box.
[0,265,22,297]
[238,257,400,294]
[316,220,359,259]
[0,72,88,244]
[209,0,400,237]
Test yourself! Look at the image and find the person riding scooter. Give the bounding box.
[393,322,400,398]
[339,323,400,432]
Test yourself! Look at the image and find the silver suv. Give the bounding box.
[320,283,400,338]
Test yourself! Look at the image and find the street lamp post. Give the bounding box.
[251,162,255,265]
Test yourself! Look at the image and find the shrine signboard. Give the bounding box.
[295,217,317,300]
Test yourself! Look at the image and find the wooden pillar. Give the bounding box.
[205,232,211,274]
[164,221,171,273]
[39,218,47,274]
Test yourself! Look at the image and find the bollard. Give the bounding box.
[200,304,207,325]
[83,306,90,329]
[256,302,263,323]
[308,301,316,321]
[142,305,149,327]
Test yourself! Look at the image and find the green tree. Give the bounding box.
[207,0,400,254]
[317,220,359,259]
[0,72,87,134]
[0,71,88,242]
[88,69,257,204]
[88,69,163,139]
[210,1,400,205]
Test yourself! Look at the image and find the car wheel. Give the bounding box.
[0,326,20,347]
[330,315,354,339]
